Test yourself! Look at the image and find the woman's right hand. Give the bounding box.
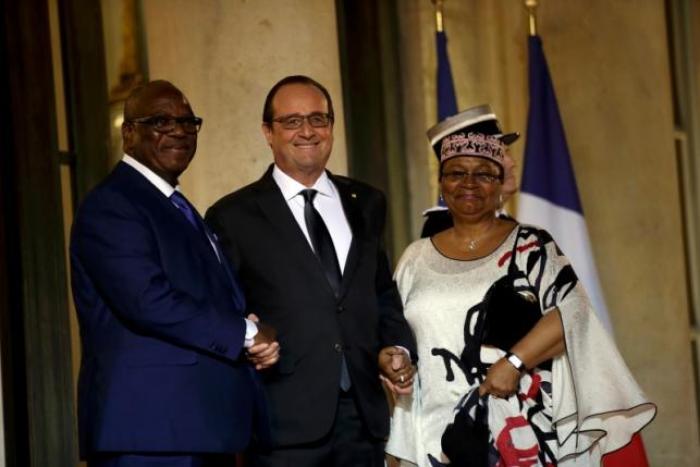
[478,357,521,398]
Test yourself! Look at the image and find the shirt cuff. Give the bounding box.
[395,345,411,361]
[244,318,258,348]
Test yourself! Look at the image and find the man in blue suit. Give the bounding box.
[70,80,278,467]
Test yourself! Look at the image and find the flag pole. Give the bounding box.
[431,0,444,33]
[525,0,538,36]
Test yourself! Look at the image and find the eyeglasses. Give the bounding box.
[271,112,333,130]
[441,170,502,185]
[127,115,203,134]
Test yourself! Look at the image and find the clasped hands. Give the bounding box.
[246,313,280,370]
[378,346,415,395]
[244,318,417,392]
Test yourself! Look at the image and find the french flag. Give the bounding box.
[419,14,457,238]
[436,27,458,123]
[434,24,457,210]
[518,34,649,466]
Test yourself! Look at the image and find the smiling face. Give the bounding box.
[262,83,333,186]
[122,82,197,186]
[440,156,503,220]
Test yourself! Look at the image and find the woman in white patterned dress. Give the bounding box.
[385,126,655,467]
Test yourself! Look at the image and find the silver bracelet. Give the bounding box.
[505,351,526,372]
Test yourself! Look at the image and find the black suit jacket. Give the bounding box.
[205,165,416,446]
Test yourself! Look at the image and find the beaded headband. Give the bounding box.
[439,131,506,170]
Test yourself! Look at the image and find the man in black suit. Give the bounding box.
[205,75,416,467]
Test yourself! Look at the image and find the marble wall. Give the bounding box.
[142,0,348,212]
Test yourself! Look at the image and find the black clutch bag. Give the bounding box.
[480,270,541,351]
[461,227,547,376]
[477,226,542,351]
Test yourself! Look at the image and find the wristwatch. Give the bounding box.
[505,351,526,372]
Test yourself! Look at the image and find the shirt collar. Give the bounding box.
[122,154,179,198]
[272,164,336,201]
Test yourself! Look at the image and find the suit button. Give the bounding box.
[336,305,345,314]
[333,343,343,353]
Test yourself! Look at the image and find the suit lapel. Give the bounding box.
[163,192,227,279]
[213,239,246,310]
[253,167,368,300]
[330,173,364,300]
[115,162,235,297]
[254,167,336,294]
[177,208,242,300]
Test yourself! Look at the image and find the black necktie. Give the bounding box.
[301,189,342,295]
[300,189,351,391]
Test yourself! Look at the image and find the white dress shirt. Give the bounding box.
[271,165,410,361]
[272,165,353,271]
[123,154,177,198]
[122,155,258,346]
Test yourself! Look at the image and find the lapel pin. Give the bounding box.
[351,193,357,199]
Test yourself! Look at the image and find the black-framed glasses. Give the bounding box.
[441,170,502,185]
[271,112,333,130]
[127,115,203,134]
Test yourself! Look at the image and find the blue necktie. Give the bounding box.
[170,191,202,233]
[170,191,222,262]
[170,191,246,310]
[300,189,351,391]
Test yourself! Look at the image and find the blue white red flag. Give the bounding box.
[436,30,458,123]
[419,22,459,237]
[518,34,650,466]
[518,35,612,332]
[433,29,458,209]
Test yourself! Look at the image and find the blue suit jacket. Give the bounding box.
[70,162,266,457]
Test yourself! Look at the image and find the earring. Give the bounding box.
[498,194,504,206]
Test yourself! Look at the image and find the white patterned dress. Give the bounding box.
[386,225,655,467]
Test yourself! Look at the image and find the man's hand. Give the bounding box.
[378,346,415,395]
[246,313,280,370]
